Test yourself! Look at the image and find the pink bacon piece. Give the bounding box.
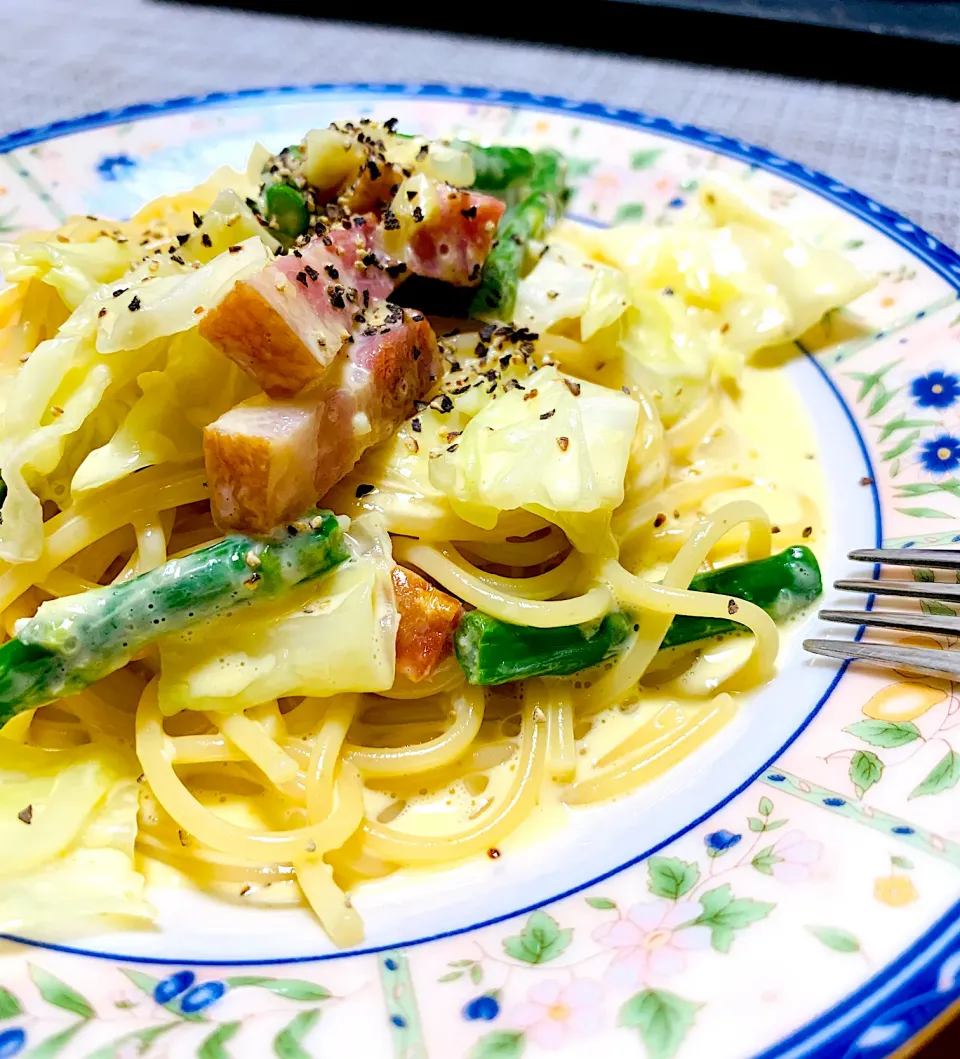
[402,185,505,287]
[200,188,505,398]
[203,306,441,535]
[198,217,396,399]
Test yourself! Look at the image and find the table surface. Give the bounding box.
[1,2,959,1055]
[3,0,960,251]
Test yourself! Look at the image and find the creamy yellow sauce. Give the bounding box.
[137,360,826,907]
[349,360,827,896]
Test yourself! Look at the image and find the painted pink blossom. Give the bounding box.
[510,979,603,1051]
[592,900,711,990]
[771,830,822,883]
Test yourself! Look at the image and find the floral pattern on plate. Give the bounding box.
[2,84,960,1059]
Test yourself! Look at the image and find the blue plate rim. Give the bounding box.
[2,82,959,1059]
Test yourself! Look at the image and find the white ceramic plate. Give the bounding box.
[2,84,960,1059]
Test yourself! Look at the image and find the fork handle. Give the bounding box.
[850,548,960,570]
[804,639,960,680]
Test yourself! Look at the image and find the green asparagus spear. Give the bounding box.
[661,545,822,649]
[263,182,309,242]
[0,510,348,724]
[456,610,633,686]
[458,142,538,193]
[470,149,569,320]
[454,546,821,685]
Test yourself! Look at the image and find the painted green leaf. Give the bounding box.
[29,965,93,1020]
[850,750,884,798]
[765,819,787,830]
[891,458,901,477]
[470,1030,526,1059]
[868,386,899,418]
[758,796,773,816]
[619,989,700,1059]
[920,598,957,617]
[896,480,960,497]
[25,1023,84,1059]
[647,856,699,900]
[199,1022,241,1059]
[121,969,205,1022]
[692,884,774,950]
[566,157,599,179]
[808,926,861,953]
[438,972,463,983]
[751,846,784,876]
[613,202,646,224]
[910,749,960,798]
[449,960,475,968]
[630,149,663,170]
[913,567,936,582]
[0,209,20,236]
[225,977,330,1002]
[843,238,864,250]
[502,911,572,964]
[896,507,954,519]
[710,924,737,954]
[843,720,921,748]
[878,414,937,443]
[0,988,21,1020]
[882,430,920,461]
[892,855,915,870]
[748,816,766,832]
[86,1024,178,1059]
[274,1009,322,1059]
[470,964,484,986]
[849,362,899,404]
[586,897,617,910]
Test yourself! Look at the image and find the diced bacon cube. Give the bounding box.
[402,187,505,287]
[200,189,502,398]
[203,307,441,534]
[203,399,320,537]
[392,566,464,682]
[199,217,394,399]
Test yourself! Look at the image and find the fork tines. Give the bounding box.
[803,547,960,679]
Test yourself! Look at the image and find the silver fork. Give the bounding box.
[803,548,960,680]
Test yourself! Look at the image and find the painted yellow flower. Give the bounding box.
[874,874,919,907]
[862,681,946,723]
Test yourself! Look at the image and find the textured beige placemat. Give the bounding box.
[2,0,959,248]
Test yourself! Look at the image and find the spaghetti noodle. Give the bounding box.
[0,120,870,945]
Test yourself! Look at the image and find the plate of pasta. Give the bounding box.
[1,84,960,1059]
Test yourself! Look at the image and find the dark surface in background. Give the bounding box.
[615,0,960,44]
[164,0,960,99]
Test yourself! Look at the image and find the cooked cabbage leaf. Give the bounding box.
[0,742,151,933]
[0,235,266,562]
[430,365,638,553]
[157,515,398,714]
[539,176,873,425]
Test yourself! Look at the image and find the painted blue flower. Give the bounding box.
[0,1028,26,1059]
[911,371,960,409]
[153,970,195,1005]
[463,994,500,1021]
[95,154,137,181]
[668,196,685,209]
[179,981,226,1014]
[920,435,960,476]
[704,829,742,857]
